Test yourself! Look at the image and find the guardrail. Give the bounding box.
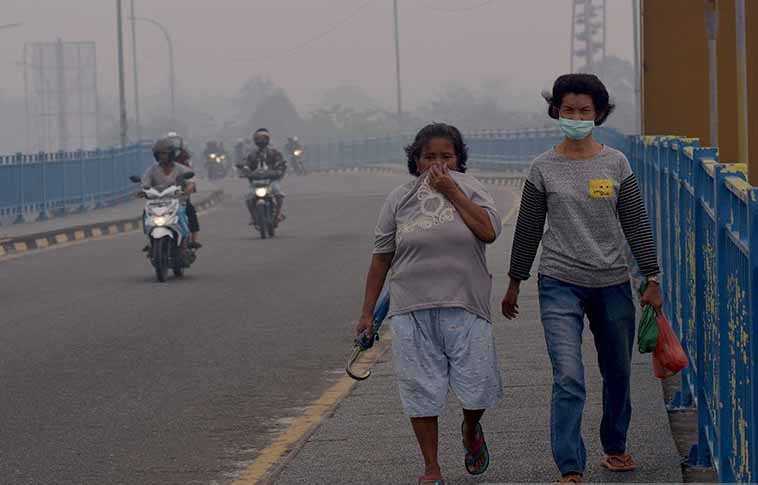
[0,143,153,224]
[303,127,626,174]
[629,136,757,482]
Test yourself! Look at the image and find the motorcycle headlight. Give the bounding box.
[293,149,303,156]
[255,187,268,197]
[209,154,217,159]
[152,216,168,226]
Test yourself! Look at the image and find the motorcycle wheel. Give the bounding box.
[152,238,169,282]
[255,204,267,239]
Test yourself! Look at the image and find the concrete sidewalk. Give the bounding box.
[274,278,682,484]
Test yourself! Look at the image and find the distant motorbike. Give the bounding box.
[206,152,228,180]
[130,173,197,282]
[289,148,306,175]
[238,166,281,239]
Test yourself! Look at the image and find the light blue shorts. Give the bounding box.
[390,307,503,417]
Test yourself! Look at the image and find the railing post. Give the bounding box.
[13,153,26,224]
[714,163,733,481]
[749,186,758,480]
[37,152,49,221]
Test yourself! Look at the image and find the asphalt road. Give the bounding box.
[0,171,514,484]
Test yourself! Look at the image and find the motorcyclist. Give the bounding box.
[284,136,305,174]
[146,133,202,249]
[284,136,302,155]
[203,140,228,178]
[237,128,287,226]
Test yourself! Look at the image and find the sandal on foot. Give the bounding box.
[601,453,637,472]
[558,473,583,483]
[461,421,490,476]
[417,476,445,485]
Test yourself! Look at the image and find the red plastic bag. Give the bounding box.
[652,312,688,378]
[652,352,675,379]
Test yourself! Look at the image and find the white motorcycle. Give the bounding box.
[130,173,197,282]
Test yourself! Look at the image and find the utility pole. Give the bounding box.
[393,0,403,134]
[116,0,128,146]
[130,0,142,141]
[55,39,68,151]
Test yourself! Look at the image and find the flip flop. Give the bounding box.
[417,476,445,485]
[461,421,490,475]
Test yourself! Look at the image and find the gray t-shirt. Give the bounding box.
[141,163,193,201]
[374,171,502,322]
[526,145,651,287]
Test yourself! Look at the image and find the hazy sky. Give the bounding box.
[0,0,635,113]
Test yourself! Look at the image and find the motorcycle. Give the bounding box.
[238,166,280,239]
[290,148,306,175]
[206,153,228,180]
[129,173,197,282]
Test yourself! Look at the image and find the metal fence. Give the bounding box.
[303,127,627,173]
[628,136,756,482]
[0,143,153,224]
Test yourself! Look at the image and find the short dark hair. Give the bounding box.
[405,123,468,176]
[544,74,615,126]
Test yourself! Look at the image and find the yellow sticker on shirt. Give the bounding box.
[589,179,614,199]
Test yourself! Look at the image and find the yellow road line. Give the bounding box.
[501,187,522,226]
[233,337,391,484]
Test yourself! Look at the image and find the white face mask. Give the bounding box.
[558,117,595,140]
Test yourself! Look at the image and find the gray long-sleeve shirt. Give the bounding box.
[509,146,659,287]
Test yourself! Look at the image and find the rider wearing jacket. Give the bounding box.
[240,128,287,225]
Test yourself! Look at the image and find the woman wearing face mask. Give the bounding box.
[502,74,663,483]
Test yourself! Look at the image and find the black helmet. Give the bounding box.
[253,128,271,148]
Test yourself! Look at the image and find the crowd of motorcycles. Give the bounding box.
[130,135,307,283]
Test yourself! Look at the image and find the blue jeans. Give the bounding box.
[538,274,636,476]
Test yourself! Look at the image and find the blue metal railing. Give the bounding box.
[0,143,153,224]
[628,136,757,482]
[303,127,626,173]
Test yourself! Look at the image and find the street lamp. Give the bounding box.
[132,16,176,124]
[0,23,22,30]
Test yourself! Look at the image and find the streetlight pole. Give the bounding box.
[116,0,128,146]
[393,0,403,134]
[133,16,175,125]
[130,0,142,141]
